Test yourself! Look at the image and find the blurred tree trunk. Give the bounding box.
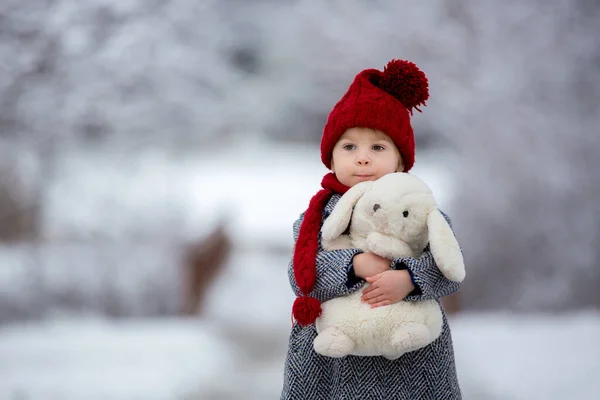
[181,224,232,315]
[0,162,40,242]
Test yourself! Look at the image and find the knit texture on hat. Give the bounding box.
[320,59,429,172]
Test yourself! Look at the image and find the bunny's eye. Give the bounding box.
[402,210,409,218]
[373,204,381,212]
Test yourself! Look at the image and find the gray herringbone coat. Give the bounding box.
[281,194,462,400]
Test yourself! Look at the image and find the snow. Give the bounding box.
[451,312,600,400]
[0,318,236,400]
[42,142,457,248]
[0,241,183,320]
[1,312,599,400]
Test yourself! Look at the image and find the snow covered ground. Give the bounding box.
[1,311,599,400]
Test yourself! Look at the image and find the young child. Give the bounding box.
[281,59,462,399]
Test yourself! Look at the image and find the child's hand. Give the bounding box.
[361,270,416,308]
[352,252,392,279]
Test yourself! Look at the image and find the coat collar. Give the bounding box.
[323,193,341,216]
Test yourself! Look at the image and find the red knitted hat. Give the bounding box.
[320,59,429,172]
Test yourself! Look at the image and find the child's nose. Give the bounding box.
[356,154,371,165]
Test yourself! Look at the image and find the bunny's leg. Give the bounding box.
[313,327,355,358]
[388,322,433,356]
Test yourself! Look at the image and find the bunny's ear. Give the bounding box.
[427,210,466,282]
[321,181,373,243]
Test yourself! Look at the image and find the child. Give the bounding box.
[281,59,462,399]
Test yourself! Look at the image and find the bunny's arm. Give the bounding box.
[287,213,365,303]
[393,211,462,301]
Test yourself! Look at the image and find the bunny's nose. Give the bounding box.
[373,204,381,212]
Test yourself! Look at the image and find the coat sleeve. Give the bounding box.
[287,213,365,303]
[392,210,462,301]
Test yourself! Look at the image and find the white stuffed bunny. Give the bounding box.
[313,172,465,360]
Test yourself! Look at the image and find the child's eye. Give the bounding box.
[343,144,356,151]
[372,144,385,151]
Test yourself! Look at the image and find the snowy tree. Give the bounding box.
[446,0,600,311]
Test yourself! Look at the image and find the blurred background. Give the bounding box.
[1,0,599,399]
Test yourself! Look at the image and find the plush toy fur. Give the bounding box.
[314,172,465,360]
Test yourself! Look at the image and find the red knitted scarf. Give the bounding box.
[292,173,350,326]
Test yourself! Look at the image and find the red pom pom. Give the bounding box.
[292,296,322,326]
[380,59,429,114]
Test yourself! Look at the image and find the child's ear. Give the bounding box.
[396,158,404,172]
[330,159,336,173]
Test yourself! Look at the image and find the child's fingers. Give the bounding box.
[362,283,379,295]
[361,292,383,301]
[361,289,382,302]
[370,300,392,308]
[365,294,386,304]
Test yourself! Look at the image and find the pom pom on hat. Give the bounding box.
[380,59,429,114]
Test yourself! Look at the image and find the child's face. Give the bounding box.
[330,127,403,187]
